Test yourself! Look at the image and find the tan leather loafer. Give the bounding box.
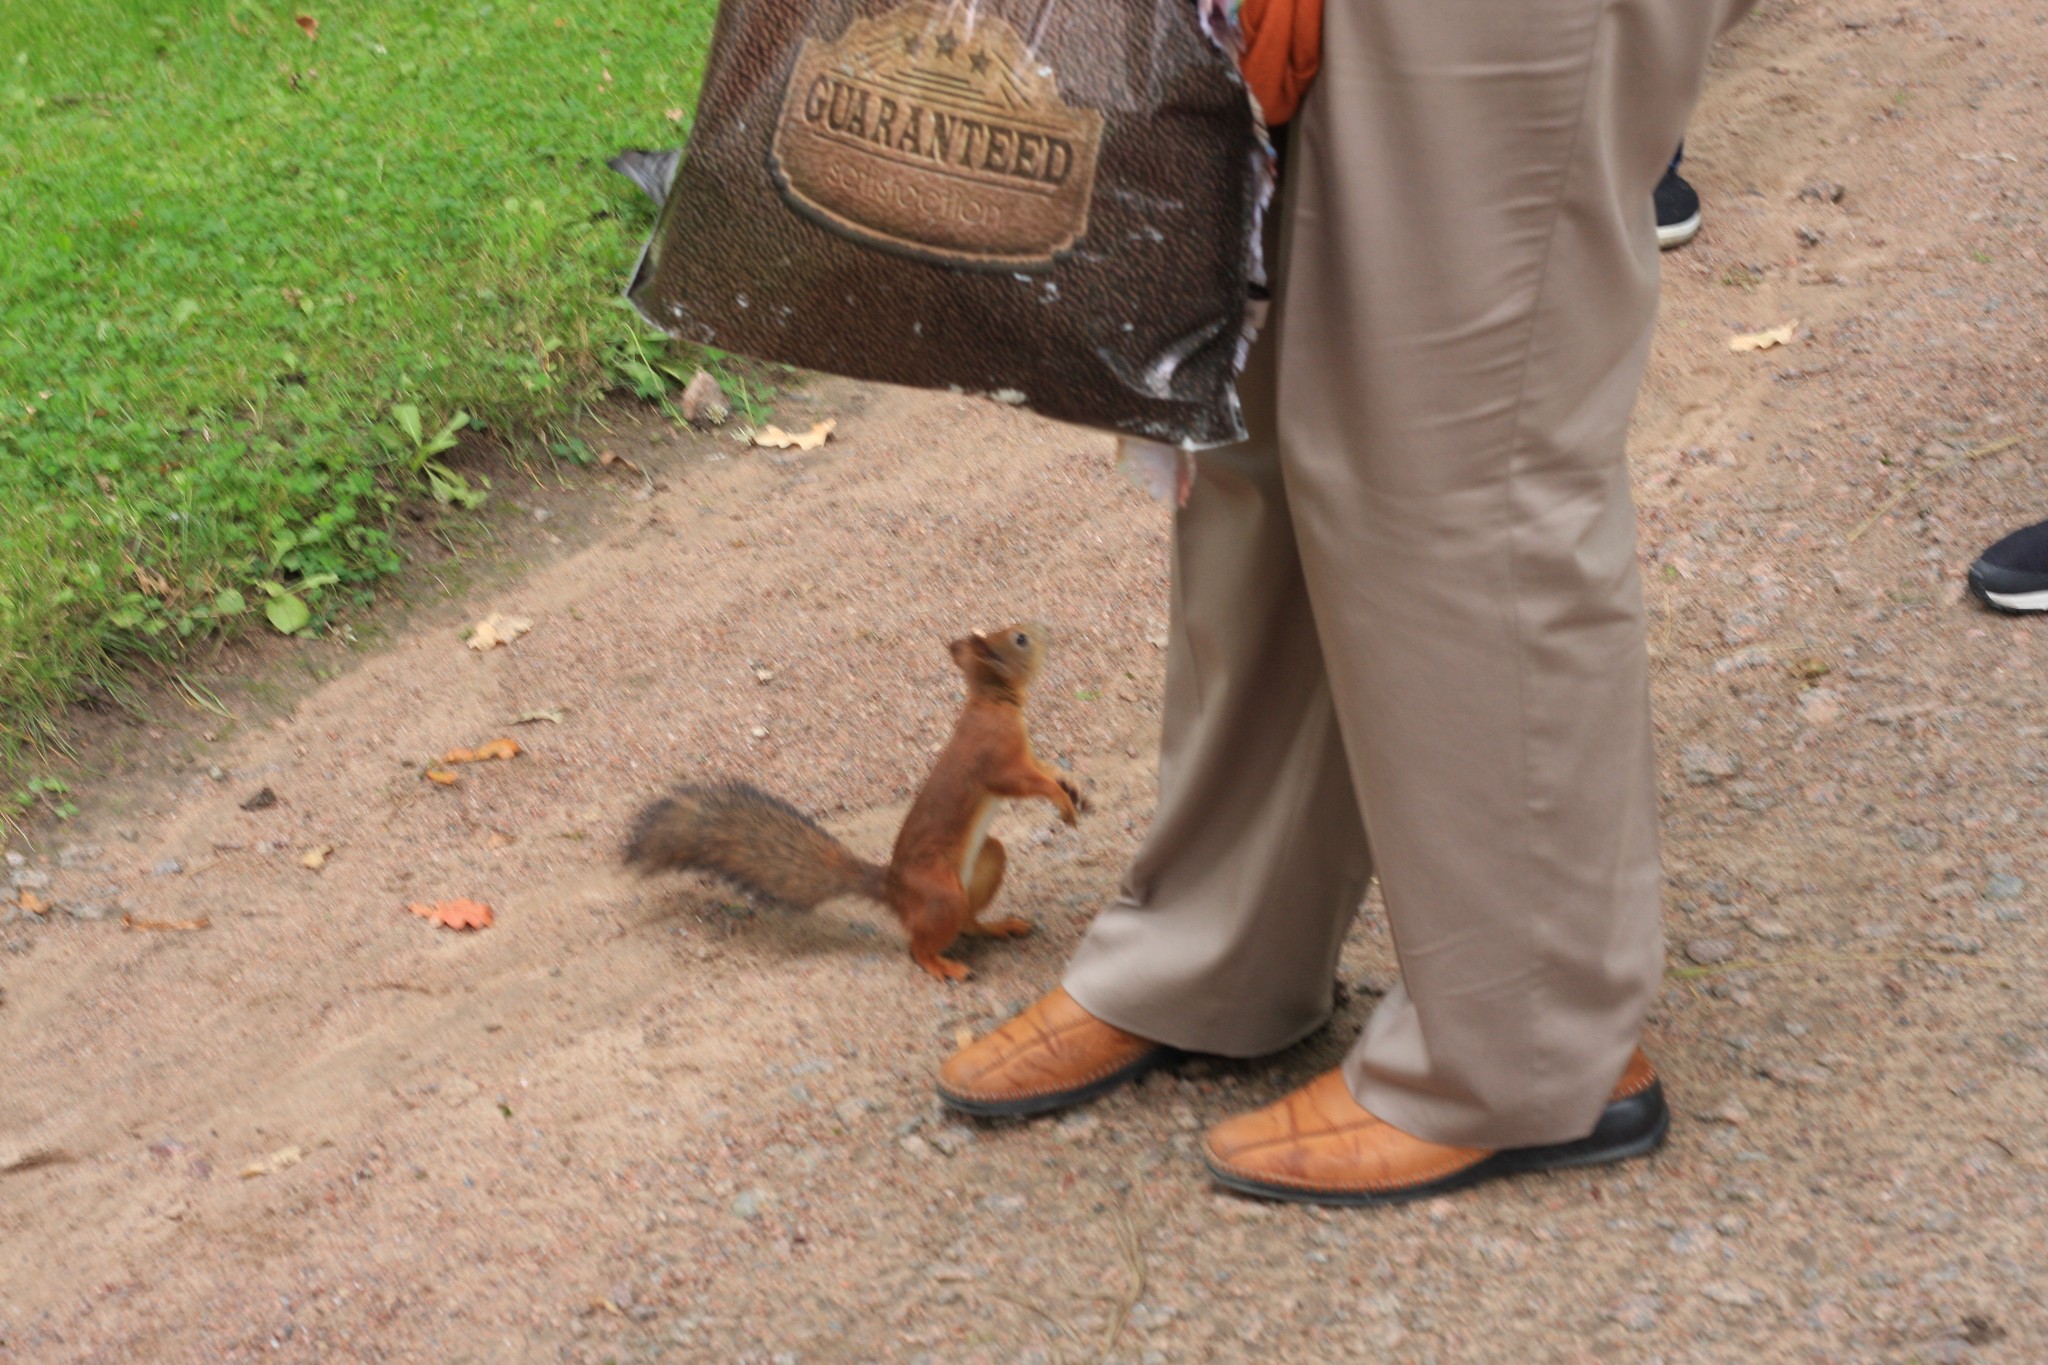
[937,987,1168,1118]
[1205,1049,1667,1206]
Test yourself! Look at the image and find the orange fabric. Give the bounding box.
[1236,0,1322,126]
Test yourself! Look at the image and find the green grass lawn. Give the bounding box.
[0,0,713,783]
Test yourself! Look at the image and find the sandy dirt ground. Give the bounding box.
[5,0,2048,1360]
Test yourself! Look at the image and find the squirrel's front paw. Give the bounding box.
[1058,778,1089,817]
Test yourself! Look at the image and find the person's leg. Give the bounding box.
[936,322,1378,1119]
[1061,331,1376,1058]
[1266,0,1752,1152]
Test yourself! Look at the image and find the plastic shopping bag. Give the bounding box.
[627,0,1267,448]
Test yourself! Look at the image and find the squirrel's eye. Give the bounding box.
[1013,632,1029,648]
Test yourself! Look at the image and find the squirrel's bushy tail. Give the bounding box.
[625,782,887,909]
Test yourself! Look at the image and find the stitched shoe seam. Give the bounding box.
[953,1015,1141,1080]
[1207,1149,1487,1194]
[940,1046,1159,1102]
[1216,1120,1384,1160]
[1611,1072,1658,1100]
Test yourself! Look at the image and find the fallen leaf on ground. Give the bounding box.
[16,890,47,916]
[423,767,461,786]
[441,737,522,765]
[0,1147,71,1175]
[753,419,836,452]
[240,1145,303,1178]
[1728,320,1799,352]
[294,14,318,39]
[408,898,494,931]
[467,613,532,651]
[124,913,211,932]
[300,845,333,870]
[239,787,279,811]
[598,449,645,476]
[513,708,565,725]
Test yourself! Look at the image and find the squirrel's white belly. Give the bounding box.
[959,798,998,888]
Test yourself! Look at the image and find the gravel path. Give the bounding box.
[3,0,2046,1359]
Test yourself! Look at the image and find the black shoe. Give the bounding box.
[1968,519,2048,614]
[1655,165,1702,250]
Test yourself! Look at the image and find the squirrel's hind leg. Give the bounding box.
[899,881,974,981]
[962,838,1032,938]
[911,935,973,981]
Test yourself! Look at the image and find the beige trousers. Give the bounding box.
[1066,0,1754,1147]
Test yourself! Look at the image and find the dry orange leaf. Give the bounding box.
[440,737,522,765]
[294,13,318,38]
[424,767,461,786]
[408,898,494,931]
[125,913,211,932]
[753,419,836,452]
[16,890,47,916]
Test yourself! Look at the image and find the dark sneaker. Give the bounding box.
[1967,519,2048,614]
[1655,165,1702,250]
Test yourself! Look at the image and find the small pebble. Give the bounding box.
[1054,1114,1100,1144]
[1697,1099,1751,1126]
[1680,745,1741,785]
[1606,1294,1660,1332]
[1703,1281,1763,1308]
[1893,827,1943,853]
[1924,932,1983,955]
[1686,937,1738,966]
[1983,873,2025,902]
[150,858,183,877]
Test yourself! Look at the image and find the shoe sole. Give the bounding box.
[937,1047,1172,1119]
[1657,213,1701,250]
[1968,580,2048,614]
[1206,1082,1670,1208]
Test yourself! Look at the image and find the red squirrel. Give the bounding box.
[625,623,1084,980]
